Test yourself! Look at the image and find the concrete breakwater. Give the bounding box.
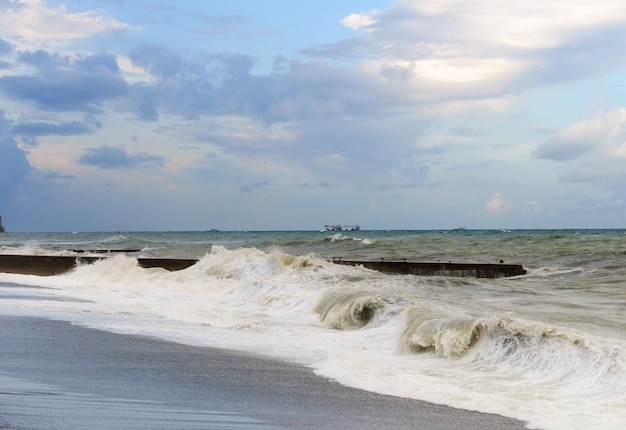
[0,254,526,278]
[331,259,527,278]
[0,254,198,276]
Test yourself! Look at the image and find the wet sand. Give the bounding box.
[0,316,529,429]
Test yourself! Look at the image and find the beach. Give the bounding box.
[0,315,528,429]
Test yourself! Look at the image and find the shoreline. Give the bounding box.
[0,315,530,429]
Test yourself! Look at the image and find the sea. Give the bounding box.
[0,229,625,430]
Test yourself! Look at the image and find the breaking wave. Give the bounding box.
[326,233,375,245]
[314,289,390,329]
[399,309,626,394]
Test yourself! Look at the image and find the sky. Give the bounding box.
[1,0,626,232]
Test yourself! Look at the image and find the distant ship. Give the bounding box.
[0,216,5,233]
[322,224,360,232]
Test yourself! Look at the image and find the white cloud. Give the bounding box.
[486,192,512,214]
[336,0,626,114]
[531,108,626,191]
[405,0,626,49]
[341,12,376,31]
[0,0,132,49]
[533,108,626,161]
[116,57,154,84]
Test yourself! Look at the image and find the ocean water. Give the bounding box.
[0,229,625,430]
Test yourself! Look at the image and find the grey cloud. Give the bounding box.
[45,172,77,180]
[1,73,127,112]
[0,111,32,199]
[18,50,70,70]
[240,180,269,192]
[450,126,481,137]
[79,145,164,169]
[129,44,181,77]
[0,38,13,55]
[0,51,127,112]
[532,135,597,161]
[379,165,430,190]
[125,49,262,121]
[210,53,255,75]
[75,51,121,74]
[0,136,32,205]
[11,120,94,138]
[0,136,31,180]
[133,90,160,121]
[124,45,401,125]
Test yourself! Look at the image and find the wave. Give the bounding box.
[401,309,587,359]
[399,309,626,393]
[314,289,392,329]
[325,233,375,245]
[400,309,482,357]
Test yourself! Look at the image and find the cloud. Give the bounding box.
[2,1,626,229]
[11,120,95,138]
[129,45,182,77]
[0,111,32,204]
[533,108,626,161]
[0,51,128,112]
[324,0,626,113]
[44,171,77,181]
[486,192,512,214]
[0,136,32,186]
[0,38,13,55]
[0,0,132,49]
[531,108,626,192]
[341,13,376,31]
[240,180,269,192]
[79,145,164,170]
[380,165,430,189]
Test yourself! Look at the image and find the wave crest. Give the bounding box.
[400,309,483,357]
[190,246,323,280]
[315,290,389,329]
[325,233,375,245]
[399,310,599,363]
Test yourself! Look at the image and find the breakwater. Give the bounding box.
[0,254,197,276]
[0,254,526,278]
[331,258,526,278]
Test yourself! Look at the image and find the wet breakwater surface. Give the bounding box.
[1,229,626,430]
